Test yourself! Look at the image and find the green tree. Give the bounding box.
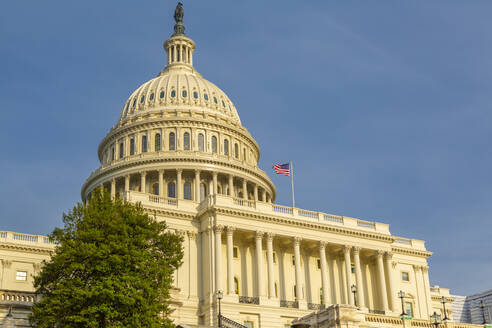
[30,189,183,328]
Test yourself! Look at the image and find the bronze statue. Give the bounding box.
[174,2,184,23]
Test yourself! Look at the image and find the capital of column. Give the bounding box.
[266,232,275,242]
[213,171,218,178]
[319,241,327,250]
[353,246,361,255]
[226,226,235,236]
[413,264,421,272]
[255,230,264,240]
[342,245,352,254]
[421,265,429,273]
[177,169,183,174]
[376,250,385,258]
[140,171,147,177]
[384,251,393,260]
[214,225,224,233]
[187,230,197,240]
[158,169,165,175]
[292,236,302,246]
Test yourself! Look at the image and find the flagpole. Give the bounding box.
[290,161,295,209]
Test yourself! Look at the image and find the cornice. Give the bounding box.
[0,243,54,256]
[81,155,276,200]
[202,206,395,243]
[391,246,432,258]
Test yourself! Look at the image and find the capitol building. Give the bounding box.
[0,6,487,328]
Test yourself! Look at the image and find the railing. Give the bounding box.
[148,195,178,206]
[395,238,412,245]
[357,220,376,229]
[324,215,344,223]
[220,315,248,328]
[0,290,37,303]
[233,197,255,208]
[280,300,299,308]
[238,296,259,304]
[13,233,38,242]
[43,237,57,244]
[272,204,293,215]
[298,209,318,219]
[308,303,322,310]
[0,231,7,238]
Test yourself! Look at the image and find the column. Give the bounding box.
[255,231,265,297]
[158,170,164,196]
[413,265,425,318]
[173,45,177,62]
[319,242,329,305]
[262,190,266,202]
[226,227,235,295]
[214,225,223,292]
[176,169,182,199]
[111,177,116,199]
[376,250,389,312]
[195,170,201,201]
[254,185,258,201]
[384,252,398,312]
[353,247,366,308]
[242,179,247,199]
[212,172,218,195]
[266,233,275,298]
[343,246,355,305]
[125,175,130,193]
[228,175,234,196]
[293,237,303,302]
[140,171,146,193]
[422,266,433,318]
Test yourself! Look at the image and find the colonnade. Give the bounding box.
[97,169,272,203]
[213,225,400,312]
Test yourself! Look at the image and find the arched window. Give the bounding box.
[142,135,147,153]
[200,183,207,201]
[198,133,205,152]
[234,277,240,295]
[130,138,135,155]
[111,146,115,160]
[234,143,239,159]
[224,139,229,156]
[119,142,124,159]
[168,182,176,198]
[155,133,161,151]
[183,132,190,150]
[183,182,192,200]
[169,132,176,150]
[211,136,217,153]
[217,184,222,194]
[152,183,159,195]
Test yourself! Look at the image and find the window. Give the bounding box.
[183,132,190,150]
[169,132,176,150]
[152,183,159,195]
[211,136,217,153]
[213,96,218,104]
[317,258,321,269]
[234,277,240,295]
[200,183,207,201]
[243,321,253,328]
[16,271,27,281]
[292,255,295,266]
[273,251,277,264]
[293,285,297,299]
[184,182,192,200]
[275,283,279,297]
[351,265,355,274]
[171,90,176,98]
[222,100,225,108]
[111,146,115,160]
[168,182,176,198]
[234,143,239,158]
[198,133,204,151]
[140,95,145,104]
[402,272,409,282]
[150,92,155,101]
[130,138,135,155]
[160,90,165,99]
[155,133,161,151]
[182,90,187,98]
[119,142,124,159]
[193,91,198,99]
[233,246,239,258]
[224,139,229,156]
[204,93,209,101]
[132,98,136,108]
[142,135,147,152]
[243,148,247,161]
[405,302,413,317]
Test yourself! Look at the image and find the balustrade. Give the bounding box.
[239,296,259,304]
[280,300,299,308]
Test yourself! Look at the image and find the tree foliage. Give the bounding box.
[30,189,183,328]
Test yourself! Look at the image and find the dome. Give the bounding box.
[118,67,241,125]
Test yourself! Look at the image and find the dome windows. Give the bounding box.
[142,135,148,153]
[182,90,187,98]
[130,138,135,155]
[155,133,161,151]
[140,95,145,104]
[160,90,165,99]
[211,136,217,154]
[171,90,176,98]
[168,182,176,198]
[204,93,209,101]
[224,139,229,156]
[213,96,218,104]
[222,100,225,108]
[193,91,198,99]
[183,183,192,200]
[183,132,190,150]
[132,98,137,109]
[198,133,204,152]
[149,92,155,101]
[169,132,176,150]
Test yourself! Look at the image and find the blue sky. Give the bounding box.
[1,1,491,296]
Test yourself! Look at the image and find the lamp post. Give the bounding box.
[441,296,449,321]
[430,311,442,328]
[351,285,357,308]
[217,290,223,328]
[398,290,407,317]
[480,300,486,324]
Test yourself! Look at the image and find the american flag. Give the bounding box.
[273,163,290,176]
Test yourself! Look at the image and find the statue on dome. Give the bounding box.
[174,2,184,23]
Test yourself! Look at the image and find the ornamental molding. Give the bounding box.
[0,244,54,256]
[391,246,432,258]
[205,206,395,244]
